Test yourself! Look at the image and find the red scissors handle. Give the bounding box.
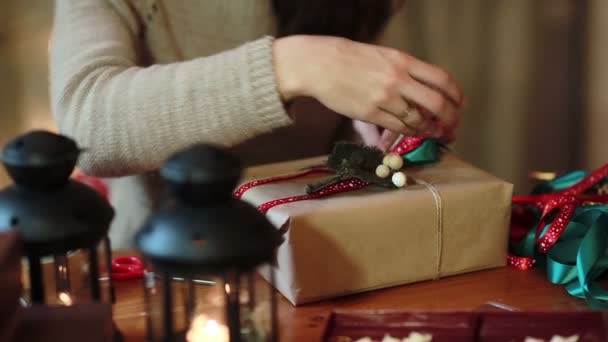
[111,256,145,280]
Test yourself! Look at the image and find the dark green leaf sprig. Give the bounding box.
[305,142,395,194]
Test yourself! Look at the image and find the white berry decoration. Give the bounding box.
[382,154,391,166]
[550,335,579,342]
[375,164,391,178]
[403,332,433,342]
[392,171,407,187]
[386,153,404,170]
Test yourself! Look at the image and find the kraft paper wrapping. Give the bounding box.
[241,153,514,305]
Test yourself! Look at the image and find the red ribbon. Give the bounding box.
[234,137,426,213]
[72,171,110,200]
[233,168,333,199]
[111,256,145,280]
[508,165,608,270]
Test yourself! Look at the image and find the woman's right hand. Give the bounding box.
[273,35,465,141]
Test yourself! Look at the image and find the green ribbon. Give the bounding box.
[531,170,588,194]
[403,139,440,165]
[513,171,608,309]
[514,206,608,309]
[548,206,608,309]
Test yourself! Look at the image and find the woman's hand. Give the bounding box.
[274,35,465,141]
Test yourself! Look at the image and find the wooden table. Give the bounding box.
[112,250,588,342]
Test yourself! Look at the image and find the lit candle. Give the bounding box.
[57,291,74,306]
[186,315,229,342]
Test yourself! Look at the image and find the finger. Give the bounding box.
[434,102,462,129]
[434,124,444,140]
[398,105,425,132]
[435,123,455,144]
[376,89,409,117]
[379,103,426,133]
[377,93,426,132]
[377,47,464,107]
[378,130,400,152]
[429,119,445,140]
[372,109,417,136]
[417,107,443,138]
[415,107,437,135]
[407,60,464,107]
[399,79,460,132]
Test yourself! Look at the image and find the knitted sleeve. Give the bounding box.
[50,0,292,177]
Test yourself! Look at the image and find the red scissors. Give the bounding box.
[111,256,145,280]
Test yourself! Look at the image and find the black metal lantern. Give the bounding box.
[135,144,281,342]
[0,131,116,310]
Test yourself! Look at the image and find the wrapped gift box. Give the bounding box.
[240,153,513,305]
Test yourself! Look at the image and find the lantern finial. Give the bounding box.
[161,144,242,203]
[2,130,81,189]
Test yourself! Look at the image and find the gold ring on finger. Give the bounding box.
[399,118,420,136]
[399,110,421,135]
[400,101,413,119]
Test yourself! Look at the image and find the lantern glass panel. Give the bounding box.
[144,268,275,342]
[20,241,114,307]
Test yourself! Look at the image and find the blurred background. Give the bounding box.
[0,0,605,193]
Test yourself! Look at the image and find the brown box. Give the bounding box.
[323,310,608,341]
[240,154,513,305]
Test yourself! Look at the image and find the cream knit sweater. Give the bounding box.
[50,0,408,248]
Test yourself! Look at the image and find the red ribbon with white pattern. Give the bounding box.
[234,137,426,213]
[508,164,608,270]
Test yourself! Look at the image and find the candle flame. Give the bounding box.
[58,292,74,306]
[187,315,229,342]
[225,284,231,294]
[205,320,220,335]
